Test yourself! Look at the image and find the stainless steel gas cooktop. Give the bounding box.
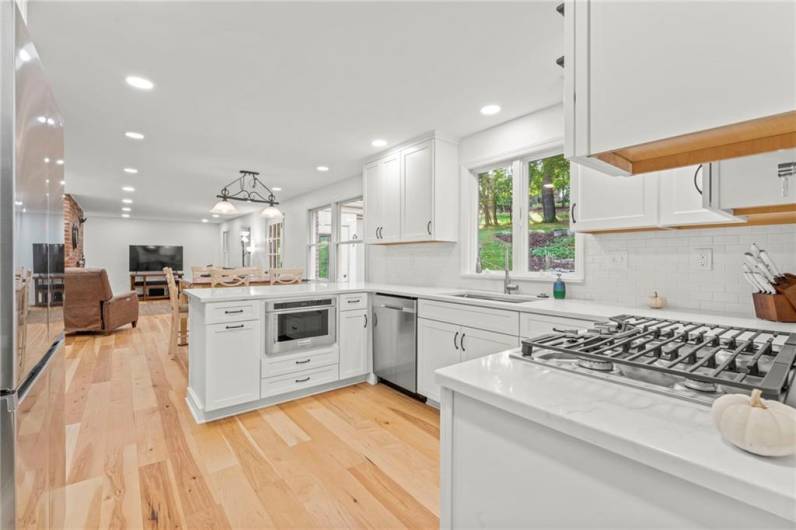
[512,315,796,406]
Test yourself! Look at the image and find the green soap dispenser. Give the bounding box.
[553,272,566,300]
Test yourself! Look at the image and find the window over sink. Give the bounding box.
[472,150,582,280]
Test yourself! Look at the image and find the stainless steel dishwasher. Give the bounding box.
[372,294,417,394]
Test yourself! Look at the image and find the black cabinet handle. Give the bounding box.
[453,331,459,350]
[347,299,360,304]
[556,2,564,16]
[693,164,703,195]
[295,359,311,364]
[224,309,244,314]
[363,314,368,328]
[460,333,466,352]
[555,56,564,68]
[571,202,577,224]
[295,376,310,383]
[225,324,244,330]
[427,220,432,235]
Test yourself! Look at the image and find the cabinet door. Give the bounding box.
[205,320,261,410]
[571,163,659,232]
[459,326,518,363]
[401,140,434,241]
[586,1,795,154]
[717,149,796,209]
[379,154,402,242]
[364,160,383,243]
[339,309,369,379]
[417,318,460,403]
[659,165,739,226]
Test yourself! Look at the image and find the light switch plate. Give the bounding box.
[607,251,628,270]
[692,248,713,271]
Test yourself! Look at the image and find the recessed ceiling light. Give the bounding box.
[125,75,154,90]
[55,159,64,165]
[122,198,133,204]
[121,213,130,218]
[272,187,282,192]
[201,218,208,223]
[371,139,387,148]
[122,207,131,212]
[18,49,31,63]
[480,104,501,116]
[125,131,145,140]
[123,167,138,174]
[122,186,135,192]
[316,166,329,172]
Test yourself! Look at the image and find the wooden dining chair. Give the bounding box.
[164,267,188,358]
[209,268,252,288]
[269,268,304,285]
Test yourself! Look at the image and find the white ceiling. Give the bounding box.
[28,1,564,223]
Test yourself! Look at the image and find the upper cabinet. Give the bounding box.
[564,0,796,176]
[364,134,459,244]
[715,149,796,210]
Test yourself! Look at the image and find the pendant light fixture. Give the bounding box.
[210,170,281,218]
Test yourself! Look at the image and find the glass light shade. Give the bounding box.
[209,199,239,215]
[260,205,283,219]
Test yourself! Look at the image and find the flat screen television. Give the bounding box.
[32,243,64,274]
[129,245,183,272]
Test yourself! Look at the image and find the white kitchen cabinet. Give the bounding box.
[418,316,518,403]
[571,163,659,232]
[716,149,796,209]
[418,318,463,404]
[364,134,458,244]
[364,154,400,243]
[339,308,369,379]
[205,320,261,411]
[565,0,796,175]
[658,164,740,227]
[520,313,594,339]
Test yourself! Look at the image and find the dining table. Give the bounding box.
[179,275,275,290]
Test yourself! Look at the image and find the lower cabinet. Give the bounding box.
[418,317,518,403]
[205,320,261,411]
[339,308,369,379]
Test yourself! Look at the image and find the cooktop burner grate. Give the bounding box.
[519,315,796,402]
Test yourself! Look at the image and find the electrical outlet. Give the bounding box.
[692,248,713,271]
[607,251,628,270]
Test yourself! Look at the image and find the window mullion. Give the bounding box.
[511,159,528,273]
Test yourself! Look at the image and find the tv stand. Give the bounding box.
[130,271,183,301]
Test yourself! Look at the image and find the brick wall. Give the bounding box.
[64,194,85,267]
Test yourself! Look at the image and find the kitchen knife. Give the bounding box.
[744,252,776,284]
[742,271,762,293]
[751,271,776,294]
[743,264,773,294]
[751,243,784,280]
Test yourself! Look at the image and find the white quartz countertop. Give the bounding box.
[184,281,796,332]
[435,351,796,523]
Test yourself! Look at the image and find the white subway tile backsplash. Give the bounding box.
[367,224,796,318]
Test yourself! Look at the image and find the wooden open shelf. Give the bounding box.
[130,271,183,301]
[592,111,796,175]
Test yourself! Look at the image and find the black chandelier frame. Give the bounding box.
[216,170,279,206]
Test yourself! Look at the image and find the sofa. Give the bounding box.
[64,268,139,333]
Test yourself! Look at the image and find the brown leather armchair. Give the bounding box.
[64,268,139,333]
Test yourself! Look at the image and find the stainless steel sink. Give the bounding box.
[447,292,539,304]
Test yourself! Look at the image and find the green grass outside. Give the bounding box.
[478,209,572,271]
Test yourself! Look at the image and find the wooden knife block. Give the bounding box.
[753,273,796,322]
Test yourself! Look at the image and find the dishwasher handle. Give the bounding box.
[378,304,416,314]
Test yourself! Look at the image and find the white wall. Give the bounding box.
[219,175,362,272]
[366,104,796,317]
[84,217,220,294]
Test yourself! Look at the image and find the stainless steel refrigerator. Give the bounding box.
[1,3,66,529]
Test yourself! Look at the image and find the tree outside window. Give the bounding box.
[527,154,574,273]
[477,165,513,271]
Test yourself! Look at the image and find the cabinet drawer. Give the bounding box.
[340,293,368,311]
[419,299,519,335]
[520,313,595,339]
[262,348,339,378]
[261,364,339,399]
[205,301,261,324]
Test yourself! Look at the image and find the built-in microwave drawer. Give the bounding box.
[260,364,339,399]
[262,347,339,378]
[206,301,261,324]
[339,293,368,311]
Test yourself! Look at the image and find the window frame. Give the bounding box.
[306,196,366,282]
[463,144,584,282]
[335,196,364,282]
[307,204,332,281]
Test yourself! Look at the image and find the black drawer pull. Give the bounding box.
[295,376,311,383]
[224,309,244,314]
[225,324,244,330]
[295,359,311,364]
[347,299,360,304]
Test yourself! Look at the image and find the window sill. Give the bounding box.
[460,272,585,284]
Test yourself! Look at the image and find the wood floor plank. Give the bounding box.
[64,303,440,530]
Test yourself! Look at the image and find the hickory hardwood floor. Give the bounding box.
[63,307,440,529]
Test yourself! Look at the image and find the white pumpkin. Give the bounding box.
[712,389,796,457]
